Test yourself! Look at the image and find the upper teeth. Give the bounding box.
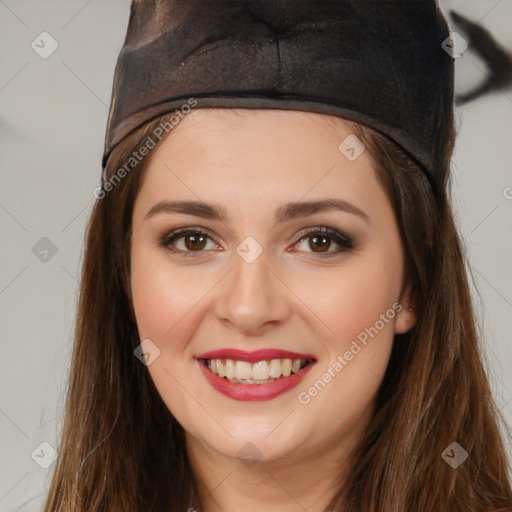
[207,358,307,382]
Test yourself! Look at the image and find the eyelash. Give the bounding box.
[160,226,354,258]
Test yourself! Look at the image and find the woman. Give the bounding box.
[44,0,512,510]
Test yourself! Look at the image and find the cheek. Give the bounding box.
[130,249,209,412]
[290,256,401,426]
[130,246,204,342]
[292,268,398,434]
[287,255,401,412]
[288,256,401,346]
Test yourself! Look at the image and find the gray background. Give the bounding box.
[1,0,511,510]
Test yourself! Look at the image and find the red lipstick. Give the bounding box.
[196,348,316,401]
[196,348,316,362]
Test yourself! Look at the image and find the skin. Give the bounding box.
[129,108,416,512]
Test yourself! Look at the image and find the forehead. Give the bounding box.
[143,107,366,177]
[134,108,390,226]
[141,105,379,186]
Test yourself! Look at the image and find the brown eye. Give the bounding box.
[294,227,353,257]
[308,235,331,253]
[183,233,207,251]
[161,229,217,256]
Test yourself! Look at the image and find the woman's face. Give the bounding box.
[130,108,416,465]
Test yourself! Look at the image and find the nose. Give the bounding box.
[213,247,292,337]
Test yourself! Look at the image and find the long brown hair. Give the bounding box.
[44,109,512,511]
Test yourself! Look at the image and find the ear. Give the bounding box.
[394,283,417,334]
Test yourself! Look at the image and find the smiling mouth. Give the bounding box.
[202,357,313,384]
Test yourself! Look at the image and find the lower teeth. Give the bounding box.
[225,377,281,384]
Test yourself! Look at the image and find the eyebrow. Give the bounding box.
[144,198,371,225]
